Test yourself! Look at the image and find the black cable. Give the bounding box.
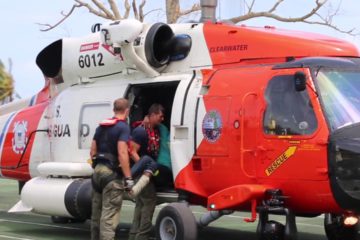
[0,129,49,170]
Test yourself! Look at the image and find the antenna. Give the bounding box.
[200,0,218,23]
[219,0,221,20]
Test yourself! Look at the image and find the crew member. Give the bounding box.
[90,98,134,240]
[128,103,171,240]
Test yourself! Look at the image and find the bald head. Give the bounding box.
[113,98,129,114]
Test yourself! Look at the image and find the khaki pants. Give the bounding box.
[91,165,124,240]
[128,181,157,240]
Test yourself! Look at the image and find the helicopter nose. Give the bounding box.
[329,125,360,211]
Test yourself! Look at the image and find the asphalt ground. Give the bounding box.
[0,179,328,240]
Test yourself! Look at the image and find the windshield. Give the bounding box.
[315,69,360,131]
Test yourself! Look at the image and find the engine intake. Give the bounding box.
[36,39,62,78]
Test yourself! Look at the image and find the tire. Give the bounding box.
[324,213,360,240]
[260,220,285,240]
[155,203,197,240]
[51,216,70,224]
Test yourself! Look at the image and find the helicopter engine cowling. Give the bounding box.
[35,20,181,90]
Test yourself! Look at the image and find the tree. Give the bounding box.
[227,0,355,35]
[38,0,355,35]
[0,60,14,104]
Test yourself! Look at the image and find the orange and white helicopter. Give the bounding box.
[1,1,360,239]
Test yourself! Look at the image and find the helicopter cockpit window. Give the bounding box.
[263,75,318,136]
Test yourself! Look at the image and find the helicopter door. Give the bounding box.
[170,72,203,178]
[259,71,324,180]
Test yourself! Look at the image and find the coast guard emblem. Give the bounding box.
[12,121,28,154]
[202,110,223,143]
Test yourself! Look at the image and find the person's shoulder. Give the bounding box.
[133,125,146,133]
[132,125,147,137]
[113,120,130,131]
[93,125,102,139]
[95,125,102,131]
[113,120,127,127]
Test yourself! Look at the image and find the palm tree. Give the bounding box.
[0,60,14,104]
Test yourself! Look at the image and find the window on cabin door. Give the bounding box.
[78,103,112,149]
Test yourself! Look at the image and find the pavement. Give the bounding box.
[0,179,328,240]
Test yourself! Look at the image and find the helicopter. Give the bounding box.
[1,0,360,239]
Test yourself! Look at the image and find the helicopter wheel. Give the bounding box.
[155,203,197,240]
[324,213,360,240]
[259,220,285,240]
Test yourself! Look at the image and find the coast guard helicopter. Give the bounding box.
[1,0,360,239]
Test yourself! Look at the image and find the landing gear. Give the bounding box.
[257,209,297,240]
[261,220,285,240]
[257,190,297,240]
[155,203,197,240]
[324,213,360,240]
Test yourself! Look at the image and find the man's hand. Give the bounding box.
[124,177,135,191]
[142,115,150,128]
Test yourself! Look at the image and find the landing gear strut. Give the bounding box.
[257,189,297,240]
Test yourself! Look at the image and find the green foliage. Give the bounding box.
[0,60,13,102]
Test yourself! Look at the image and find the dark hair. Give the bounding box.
[113,98,129,113]
[148,103,165,115]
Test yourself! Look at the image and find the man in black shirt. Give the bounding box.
[90,98,133,240]
[128,103,165,240]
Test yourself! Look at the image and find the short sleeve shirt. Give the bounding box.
[131,126,150,158]
[93,121,130,157]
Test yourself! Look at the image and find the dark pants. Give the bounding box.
[131,156,173,189]
[131,155,158,178]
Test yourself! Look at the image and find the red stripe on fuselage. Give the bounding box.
[1,102,48,181]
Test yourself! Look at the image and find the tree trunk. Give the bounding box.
[166,0,180,24]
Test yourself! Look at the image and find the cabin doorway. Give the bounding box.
[125,81,180,191]
[125,81,179,128]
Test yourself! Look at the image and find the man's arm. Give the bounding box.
[118,141,131,178]
[130,126,147,162]
[91,127,101,158]
[129,140,141,162]
[90,140,97,158]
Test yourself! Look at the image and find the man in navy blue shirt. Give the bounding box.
[128,103,167,240]
[90,98,133,240]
